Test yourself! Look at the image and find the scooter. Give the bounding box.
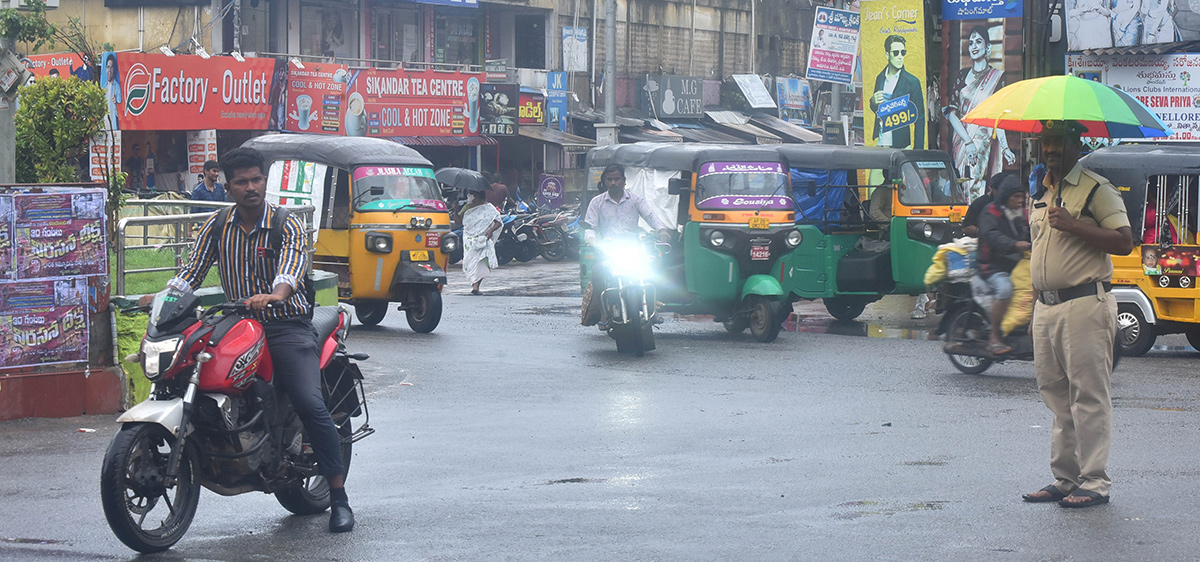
[102,288,371,552]
[936,280,1122,374]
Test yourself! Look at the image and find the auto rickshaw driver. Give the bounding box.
[581,164,674,328]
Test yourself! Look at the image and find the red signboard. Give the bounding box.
[21,53,93,81]
[519,91,545,125]
[344,68,481,137]
[284,63,349,135]
[103,52,280,131]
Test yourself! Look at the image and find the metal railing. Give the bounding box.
[115,200,316,296]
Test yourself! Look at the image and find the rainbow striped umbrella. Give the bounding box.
[962,75,1171,138]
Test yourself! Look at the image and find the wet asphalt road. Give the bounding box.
[3,260,1200,561]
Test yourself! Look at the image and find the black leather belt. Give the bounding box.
[1038,282,1112,305]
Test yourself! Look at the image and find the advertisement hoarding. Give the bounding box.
[479,83,518,136]
[283,63,349,134]
[519,91,546,125]
[642,75,704,118]
[12,191,107,279]
[0,277,90,368]
[861,0,927,150]
[806,7,861,86]
[776,77,812,125]
[1067,0,1177,51]
[343,68,479,137]
[1066,53,1200,142]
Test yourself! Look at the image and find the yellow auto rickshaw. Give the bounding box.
[243,134,459,332]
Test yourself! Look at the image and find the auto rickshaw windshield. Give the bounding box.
[897,160,966,206]
[352,166,445,211]
[694,161,791,210]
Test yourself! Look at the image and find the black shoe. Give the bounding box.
[329,501,355,533]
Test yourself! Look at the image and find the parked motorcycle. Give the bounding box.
[532,207,575,262]
[936,280,1121,374]
[592,238,667,356]
[103,288,371,553]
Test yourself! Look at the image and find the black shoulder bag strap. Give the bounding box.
[267,207,317,311]
[1078,181,1103,221]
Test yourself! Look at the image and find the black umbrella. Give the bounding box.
[435,167,489,193]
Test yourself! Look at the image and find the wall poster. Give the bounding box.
[861,0,927,150]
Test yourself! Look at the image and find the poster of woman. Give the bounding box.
[941,21,1017,200]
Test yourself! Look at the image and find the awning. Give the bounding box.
[1078,41,1200,56]
[668,122,750,144]
[619,128,683,143]
[518,127,596,153]
[748,114,823,143]
[389,136,497,146]
[703,111,782,144]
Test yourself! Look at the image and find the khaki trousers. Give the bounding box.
[1031,289,1116,496]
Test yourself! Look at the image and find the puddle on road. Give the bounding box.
[1,537,68,545]
[673,313,939,341]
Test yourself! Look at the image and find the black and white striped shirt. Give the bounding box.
[169,204,310,322]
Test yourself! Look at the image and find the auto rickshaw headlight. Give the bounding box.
[785,229,802,248]
[922,223,934,239]
[366,232,393,253]
[709,230,725,247]
[441,232,460,254]
[424,217,433,228]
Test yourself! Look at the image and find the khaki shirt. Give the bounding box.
[1030,162,1130,291]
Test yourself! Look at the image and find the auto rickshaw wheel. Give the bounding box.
[824,296,867,322]
[747,296,783,343]
[1117,304,1155,357]
[353,300,389,326]
[406,286,443,333]
[722,315,748,334]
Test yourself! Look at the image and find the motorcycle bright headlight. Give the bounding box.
[785,229,803,248]
[141,336,183,381]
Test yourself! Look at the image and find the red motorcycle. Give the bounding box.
[101,287,372,553]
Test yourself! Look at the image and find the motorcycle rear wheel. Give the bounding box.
[101,423,201,553]
[276,427,354,515]
[945,308,994,375]
[540,228,568,262]
[515,239,541,262]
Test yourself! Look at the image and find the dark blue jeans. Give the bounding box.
[263,318,345,479]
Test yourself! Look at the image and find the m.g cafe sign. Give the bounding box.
[103,52,279,131]
[519,91,545,125]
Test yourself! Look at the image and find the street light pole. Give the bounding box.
[830,0,844,125]
[595,0,618,145]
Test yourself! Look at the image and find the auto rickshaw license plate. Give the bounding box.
[749,217,770,229]
[750,245,770,260]
[949,210,963,222]
[409,250,430,261]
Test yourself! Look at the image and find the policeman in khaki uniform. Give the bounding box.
[1022,120,1134,508]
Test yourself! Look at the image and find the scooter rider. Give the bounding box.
[139,147,355,533]
[581,164,674,327]
[976,174,1031,354]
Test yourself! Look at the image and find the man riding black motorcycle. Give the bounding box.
[581,164,674,328]
[976,173,1031,355]
[139,147,355,533]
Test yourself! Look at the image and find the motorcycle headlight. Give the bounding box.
[441,232,460,254]
[366,232,393,253]
[785,229,803,248]
[709,230,726,247]
[141,336,183,381]
[601,240,653,278]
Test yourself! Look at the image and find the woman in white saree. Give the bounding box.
[461,190,503,295]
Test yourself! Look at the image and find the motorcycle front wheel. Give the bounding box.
[945,308,994,375]
[101,423,201,553]
[276,427,354,515]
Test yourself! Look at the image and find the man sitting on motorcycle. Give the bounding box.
[139,147,355,533]
[581,164,674,327]
[976,174,1031,354]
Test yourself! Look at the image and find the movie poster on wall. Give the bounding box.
[283,63,349,135]
[0,277,89,368]
[480,83,518,136]
[0,195,12,281]
[12,191,107,279]
[938,10,1023,200]
[1067,0,1177,51]
[861,0,927,151]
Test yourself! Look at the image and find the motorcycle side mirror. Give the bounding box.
[668,178,689,195]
